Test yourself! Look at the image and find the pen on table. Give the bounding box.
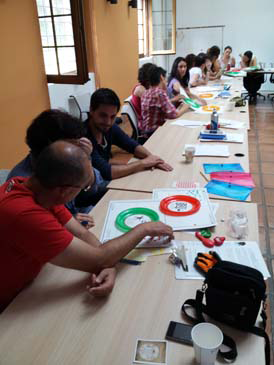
[200,171,209,183]
[120,258,142,265]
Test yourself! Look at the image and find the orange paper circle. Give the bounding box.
[199,93,214,98]
[202,105,220,112]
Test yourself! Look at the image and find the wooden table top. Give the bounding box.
[0,190,263,365]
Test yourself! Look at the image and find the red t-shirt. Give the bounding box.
[0,178,73,310]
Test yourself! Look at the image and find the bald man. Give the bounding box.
[0,141,173,311]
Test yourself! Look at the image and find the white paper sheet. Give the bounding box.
[194,85,223,92]
[199,132,244,143]
[174,240,270,280]
[183,144,230,157]
[219,119,245,129]
[100,199,172,247]
[171,120,205,127]
[152,188,217,230]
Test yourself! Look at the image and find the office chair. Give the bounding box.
[121,98,139,140]
[267,73,274,101]
[241,72,265,103]
[69,94,91,121]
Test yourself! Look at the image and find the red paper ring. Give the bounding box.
[159,195,201,216]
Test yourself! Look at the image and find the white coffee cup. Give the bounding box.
[225,101,235,112]
[185,146,196,163]
[191,323,223,365]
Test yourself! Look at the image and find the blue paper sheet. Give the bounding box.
[203,163,244,174]
[205,180,253,201]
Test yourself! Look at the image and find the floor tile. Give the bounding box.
[248,143,257,152]
[264,189,274,206]
[263,174,274,188]
[249,150,258,162]
[260,150,274,162]
[258,135,274,144]
[261,162,274,174]
[249,162,259,173]
[258,144,274,153]
[251,187,262,204]
[268,229,274,254]
[266,206,274,228]
[258,204,265,227]
[248,135,256,143]
[252,173,261,187]
[258,227,266,254]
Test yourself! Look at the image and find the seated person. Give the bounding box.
[219,46,235,70]
[139,66,189,141]
[185,53,196,70]
[0,140,173,311]
[189,53,209,87]
[131,63,156,122]
[240,50,257,69]
[167,57,206,105]
[240,51,262,102]
[7,109,100,227]
[84,88,173,182]
[207,45,222,80]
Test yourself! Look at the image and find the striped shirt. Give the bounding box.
[140,87,177,135]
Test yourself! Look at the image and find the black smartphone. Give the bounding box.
[165,321,193,345]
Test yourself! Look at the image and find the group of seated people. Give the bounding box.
[0,44,259,312]
[132,45,259,142]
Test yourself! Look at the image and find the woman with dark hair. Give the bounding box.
[240,51,257,69]
[207,45,222,80]
[167,57,206,105]
[189,53,209,87]
[131,63,156,121]
[185,53,196,70]
[219,46,235,70]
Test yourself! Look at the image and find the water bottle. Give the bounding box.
[210,108,218,133]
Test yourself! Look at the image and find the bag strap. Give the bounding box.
[249,326,270,365]
[182,290,238,361]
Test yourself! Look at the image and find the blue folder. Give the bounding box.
[203,163,244,174]
[205,180,253,201]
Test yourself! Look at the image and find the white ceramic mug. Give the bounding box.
[185,146,196,163]
[225,101,235,112]
[191,323,223,365]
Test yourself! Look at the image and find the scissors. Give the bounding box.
[195,232,225,248]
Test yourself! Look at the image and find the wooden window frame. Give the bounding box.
[37,0,89,84]
[138,0,149,58]
[148,0,176,56]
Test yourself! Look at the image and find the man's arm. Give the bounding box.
[50,221,174,273]
[65,216,100,247]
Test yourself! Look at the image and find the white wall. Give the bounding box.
[156,0,274,91]
[48,72,96,116]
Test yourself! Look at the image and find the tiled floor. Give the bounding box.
[248,98,274,361]
[114,100,274,360]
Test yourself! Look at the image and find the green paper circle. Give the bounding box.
[184,98,201,109]
[115,207,160,232]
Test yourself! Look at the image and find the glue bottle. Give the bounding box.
[210,108,218,133]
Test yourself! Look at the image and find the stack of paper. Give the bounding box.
[174,241,270,280]
[199,132,244,143]
[183,144,230,157]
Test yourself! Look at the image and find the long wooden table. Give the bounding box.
[0,190,263,365]
[108,125,249,196]
[109,78,250,195]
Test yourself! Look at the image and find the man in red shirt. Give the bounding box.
[0,141,173,311]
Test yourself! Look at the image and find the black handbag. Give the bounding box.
[182,260,270,365]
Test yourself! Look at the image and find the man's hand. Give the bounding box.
[78,137,93,156]
[75,213,95,229]
[141,155,164,169]
[86,268,116,297]
[141,221,174,241]
[156,162,173,172]
[199,98,207,106]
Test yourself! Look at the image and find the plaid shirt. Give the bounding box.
[139,87,177,134]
